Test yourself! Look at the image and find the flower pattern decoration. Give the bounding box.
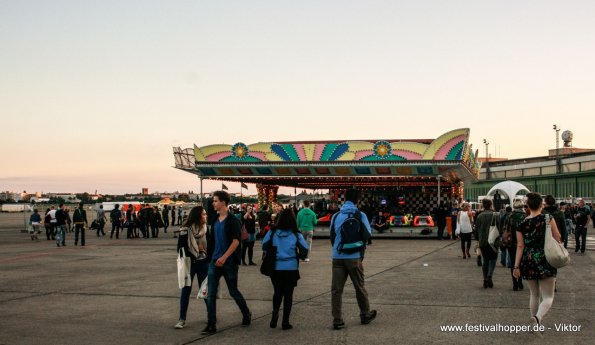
[231,142,249,160]
[373,141,392,159]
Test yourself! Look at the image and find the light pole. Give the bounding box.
[436,175,442,208]
[553,124,561,174]
[483,139,490,180]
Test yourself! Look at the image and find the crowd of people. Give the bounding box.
[455,193,591,330]
[25,190,592,335]
[174,189,376,334]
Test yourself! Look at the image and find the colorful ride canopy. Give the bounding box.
[173,128,481,188]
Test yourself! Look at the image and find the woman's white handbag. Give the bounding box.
[487,213,500,251]
[544,215,570,268]
[177,248,191,289]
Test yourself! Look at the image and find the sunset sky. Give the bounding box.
[1,1,594,195]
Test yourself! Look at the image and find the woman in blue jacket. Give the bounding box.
[262,208,309,330]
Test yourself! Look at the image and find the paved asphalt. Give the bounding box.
[0,223,592,345]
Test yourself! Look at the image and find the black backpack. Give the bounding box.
[331,211,370,254]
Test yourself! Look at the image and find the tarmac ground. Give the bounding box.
[0,213,593,345]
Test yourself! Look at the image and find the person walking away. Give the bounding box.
[178,207,183,225]
[55,203,68,247]
[257,204,272,239]
[65,208,73,233]
[171,206,177,228]
[262,208,309,330]
[457,202,474,259]
[202,190,251,335]
[513,193,561,329]
[43,208,52,240]
[73,202,88,246]
[435,202,448,240]
[573,199,591,254]
[503,200,526,291]
[542,196,567,253]
[96,205,107,237]
[110,204,122,239]
[48,206,58,240]
[241,205,257,265]
[330,189,376,330]
[474,199,501,288]
[150,206,163,238]
[125,205,136,239]
[162,205,170,233]
[296,200,317,262]
[175,206,210,329]
[500,206,512,266]
[29,209,42,240]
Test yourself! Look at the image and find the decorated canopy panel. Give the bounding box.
[173,128,481,188]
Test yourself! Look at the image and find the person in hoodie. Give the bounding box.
[262,208,309,330]
[329,189,377,330]
[296,200,317,262]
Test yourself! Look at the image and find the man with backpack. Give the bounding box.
[329,189,376,330]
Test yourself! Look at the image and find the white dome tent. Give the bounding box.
[487,181,531,202]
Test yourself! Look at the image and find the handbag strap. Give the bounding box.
[490,212,497,227]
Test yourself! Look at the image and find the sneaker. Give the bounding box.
[304,258,310,262]
[361,310,377,325]
[333,322,345,330]
[241,312,252,326]
[175,320,185,329]
[201,324,217,335]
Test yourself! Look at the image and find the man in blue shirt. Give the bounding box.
[330,189,377,330]
[202,190,251,335]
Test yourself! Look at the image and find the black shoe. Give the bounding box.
[242,312,252,326]
[333,322,345,330]
[483,280,488,288]
[201,324,217,335]
[361,310,377,325]
[242,262,247,266]
[487,277,494,288]
[518,281,524,290]
[282,323,293,330]
[249,262,257,266]
[270,310,279,328]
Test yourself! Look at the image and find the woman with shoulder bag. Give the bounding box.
[261,208,309,330]
[175,206,210,329]
[513,193,561,329]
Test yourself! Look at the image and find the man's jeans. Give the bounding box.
[74,224,85,245]
[303,231,313,258]
[575,226,587,253]
[55,225,67,245]
[206,261,250,325]
[331,258,370,324]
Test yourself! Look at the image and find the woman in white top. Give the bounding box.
[458,202,474,259]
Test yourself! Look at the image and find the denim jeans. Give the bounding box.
[179,259,208,321]
[482,257,497,279]
[56,225,67,245]
[206,261,250,325]
[575,226,587,253]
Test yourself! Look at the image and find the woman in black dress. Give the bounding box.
[513,193,561,329]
